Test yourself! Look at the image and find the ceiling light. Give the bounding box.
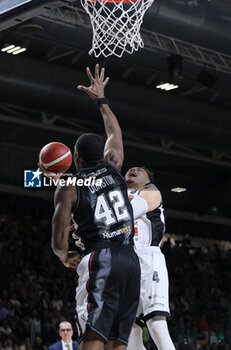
[156,83,179,91]
[165,84,179,91]
[1,45,15,52]
[156,83,169,89]
[1,44,27,55]
[12,47,27,55]
[171,187,187,193]
[7,46,21,53]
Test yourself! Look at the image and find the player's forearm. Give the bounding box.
[51,212,70,258]
[51,232,69,259]
[100,104,122,138]
[131,196,149,219]
[52,242,68,259]
[52,186,76,259]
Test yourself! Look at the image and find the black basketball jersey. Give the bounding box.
[72,161,134,253]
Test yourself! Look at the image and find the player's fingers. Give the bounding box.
[79,86,95,98]
[73,254,82,262]
[70,261,78,268]
[76,256,82,263]
[77,85,88,91]
[95,63,100,81]
[39,163,54,178]
[86,67,95,84]
[89,92,97,99]
[99,67,105,82]
[103,77,110,87]
[84,90,97,99]
[38,162,45,172]
[66,256,81,268]
[77,85,97,99]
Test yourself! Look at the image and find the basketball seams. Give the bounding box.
[39,142,72,173]
[42,150,71,169]
[41,142,69,162]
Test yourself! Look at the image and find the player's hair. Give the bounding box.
[141,166,155,184]
[75,133,104,165]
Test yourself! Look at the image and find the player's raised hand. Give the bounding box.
[77,63,109,99]
[60,251,82,268]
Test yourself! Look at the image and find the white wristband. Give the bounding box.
[130,196,149,219]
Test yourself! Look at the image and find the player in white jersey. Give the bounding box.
[125,167,175,350]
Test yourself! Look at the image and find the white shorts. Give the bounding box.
[136,246,170,321]
[75,253,90,338]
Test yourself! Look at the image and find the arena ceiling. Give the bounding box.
[0,0,231,239]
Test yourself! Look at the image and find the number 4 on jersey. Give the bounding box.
[94,190,129,226]
[153,271,160,283]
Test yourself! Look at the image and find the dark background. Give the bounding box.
[0,2,231,350]
[0,0,231,238]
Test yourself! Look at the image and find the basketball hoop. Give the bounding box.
[80,0,155,58]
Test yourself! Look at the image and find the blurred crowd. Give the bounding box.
[0,197,77,350]
[0,196,231,350]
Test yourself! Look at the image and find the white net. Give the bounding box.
[80,0,155,58]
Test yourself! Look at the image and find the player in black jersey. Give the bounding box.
[87,70,174,349]
[50,65,140,350]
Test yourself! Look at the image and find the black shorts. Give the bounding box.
[75,244,140,345]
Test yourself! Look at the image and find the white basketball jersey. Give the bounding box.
[128,184,165,251]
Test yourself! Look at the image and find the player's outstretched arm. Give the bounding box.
[77,64,124,171]
[130,186,162,219]
[52,184,81,268]
[139,186,162,212]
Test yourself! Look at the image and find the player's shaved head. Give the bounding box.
[74,133,104,168]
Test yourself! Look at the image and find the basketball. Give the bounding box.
[39,142,72,174]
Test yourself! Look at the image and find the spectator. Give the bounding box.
[197,314,210,340]
[30,311,41,335]
[50,296,63,313]
[19,338,32,350]
[48,322,77,350]
[33,336,43,350]
[0,321,14,341]
[1,199,231,349]
[2,339,13,350]
[0,300,8,322]
[41,323,57,345]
